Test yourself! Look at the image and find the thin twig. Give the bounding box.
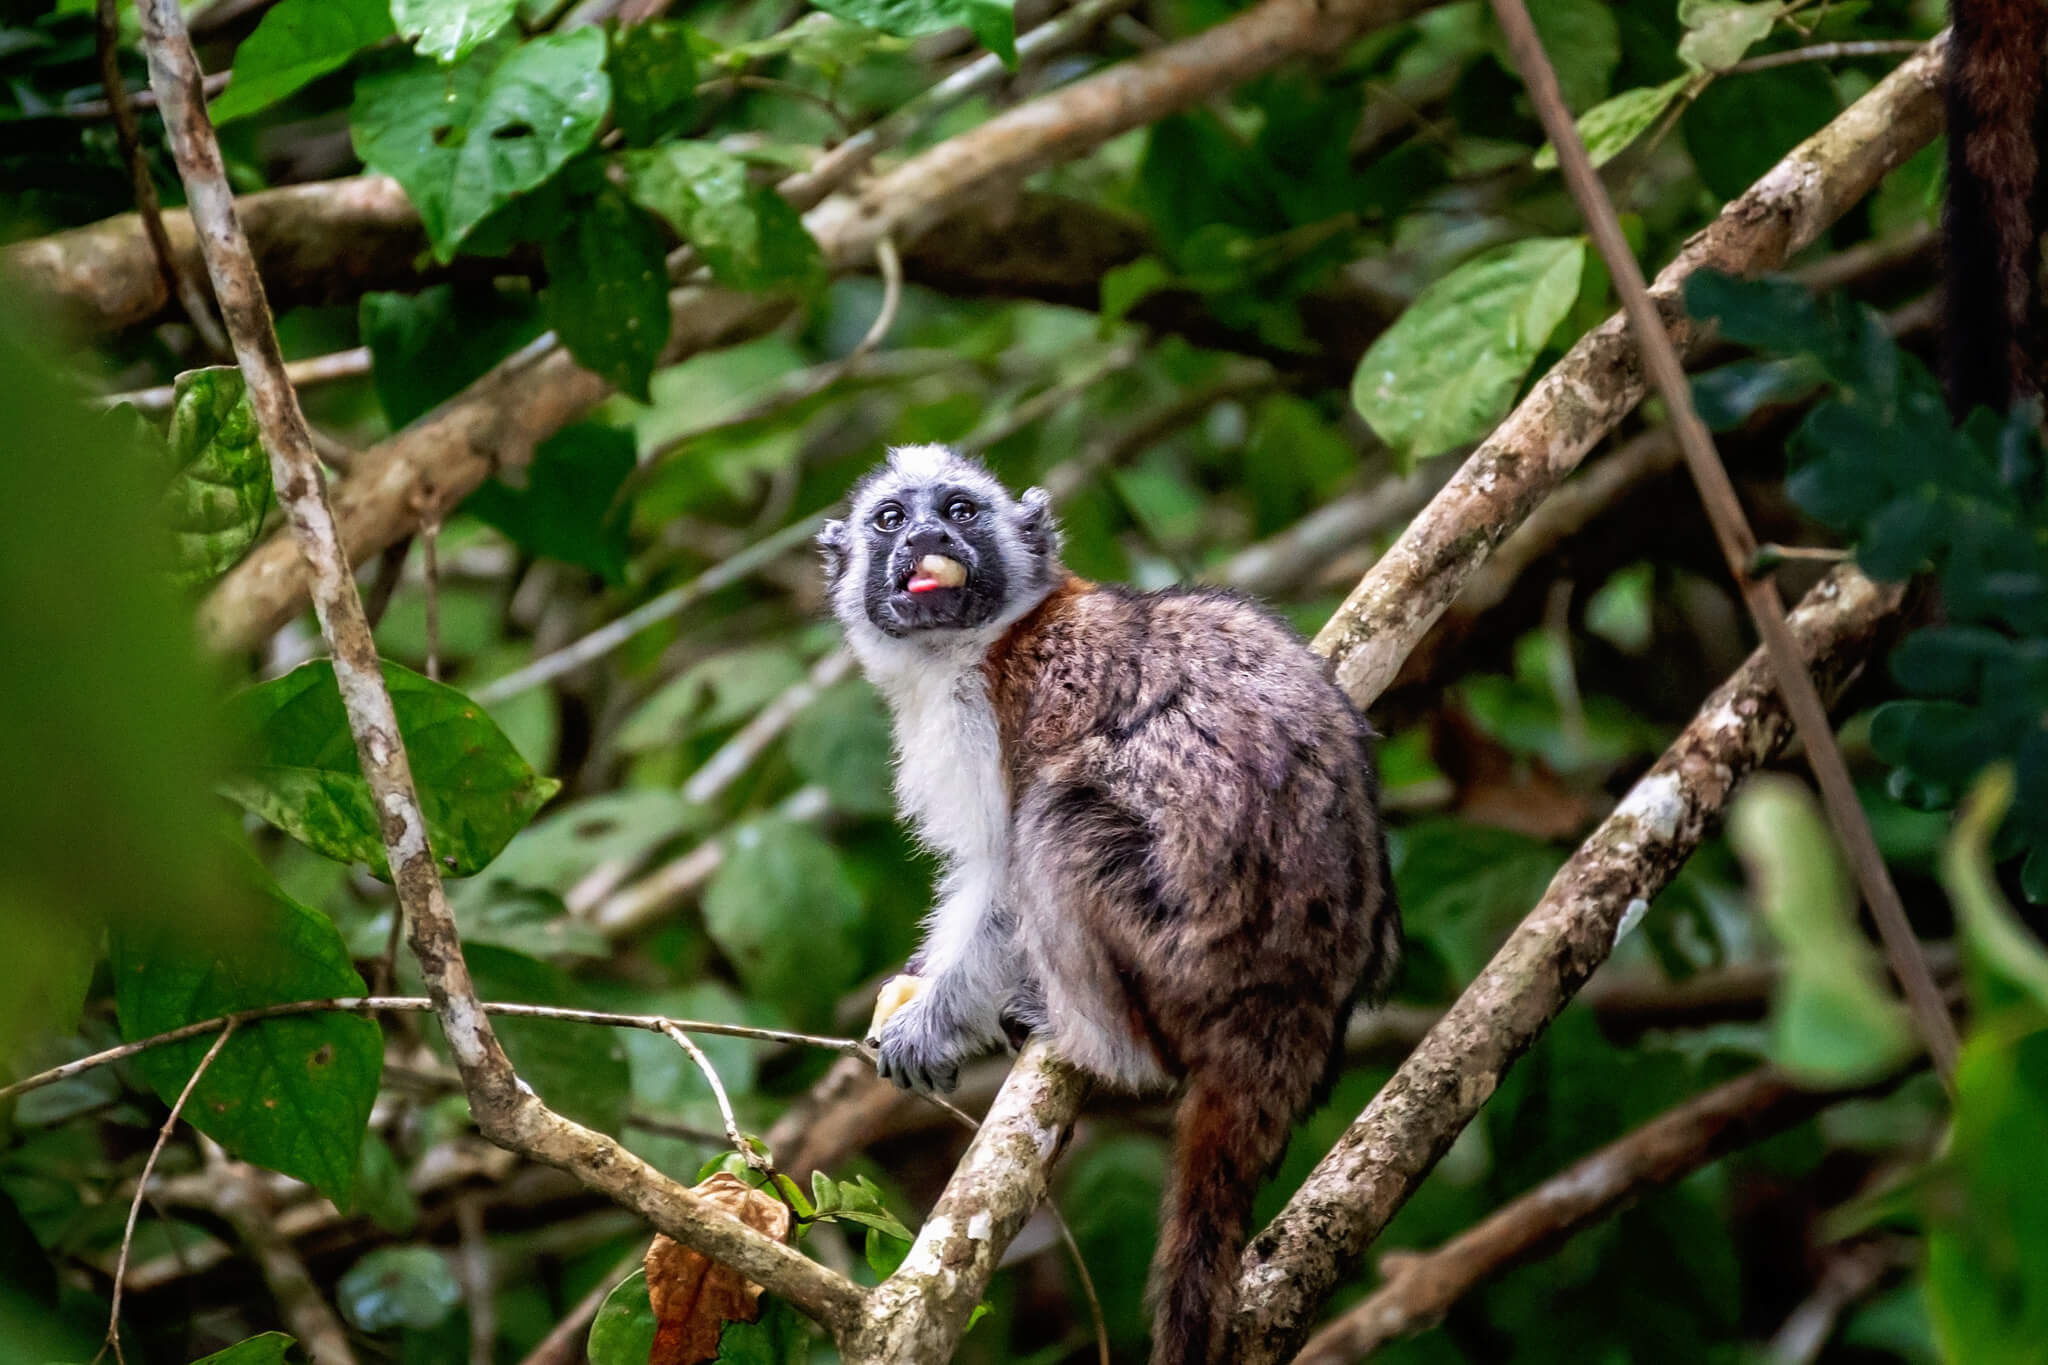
[101,347,373,416]
[656,1020,770,1173]
[0,999,864,1104]
[1728,39,1924,74]
[1487,0,1957,1082]
[455,1196,495,1365]
[64,68,230,120]
[103,1022,236,1363]
[472,514,826,704]
[94,0,228,358]
[695,74,853,132]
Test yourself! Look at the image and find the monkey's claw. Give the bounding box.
[873,999,972,1095]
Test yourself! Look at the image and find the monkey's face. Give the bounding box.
[819,445,1060,644]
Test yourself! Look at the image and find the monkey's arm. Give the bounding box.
[873,862,1022,1092]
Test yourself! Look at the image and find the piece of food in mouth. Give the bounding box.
[906,554,967,594]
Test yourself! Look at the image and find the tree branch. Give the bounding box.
[1311,35,1945,705]
[1228,564,1905,1362]
[1291,1064,1914,1364]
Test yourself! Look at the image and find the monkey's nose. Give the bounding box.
[903,524,962,560]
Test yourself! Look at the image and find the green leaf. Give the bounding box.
[111,879,382,1207]
[219,659,560,877]
[811,1170,841,1215]
[391,0,519,63]
[622,142,825,293]
[588,1269,657,1365]
[209,0,394,124]
[864,1225,909,1279]
[466,422,637,580]
[713,1298,811,1363]
[191,1333,299,1365]
[607,19,696,146]
[702,817,863,1026]
[785,679,894,816]
[1943,768,2048,1015]
[810,0,1015,63]
[1534,78,1688,171]
[337,1245,462,1332]
[1099,256,1173,329]
[360,284,545,429]
[1727,775,1916,1084]
[351,30,610,259]
[1350,237,1586,468]
[544,187,672,402]
[616,645,808,753]
[1677,0,1782,73]
[828,1176,911,1240]
[161,367,273,590]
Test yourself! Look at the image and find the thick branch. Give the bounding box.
[1312,36,1945,704]
[1228,565,1904,1363]
[1291,1064,1910,1364]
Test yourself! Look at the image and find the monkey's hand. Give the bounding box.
[873,992,984,1094]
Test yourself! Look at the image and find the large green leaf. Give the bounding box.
[544,187,672,402]
[191,1334,299,1365]
[219,659,560,877]
[465,422,637,581]
[1726,776,1916,1084]
[622,142,825,293]
[112,880,382,1207]
[702,817,863,1027]
[209,0,395,124]
[160,367,273,590]
[351,30,609,259]
[391,0,519,63]
[1351,237,1586,468]
[607,19,696,146]
[1534,78,1689,171]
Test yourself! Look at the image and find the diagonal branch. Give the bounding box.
[1291,1063,1915,1364]
[1485,0,1955,1077]
[131,1,862,1331]
[1227,564,1904,1363]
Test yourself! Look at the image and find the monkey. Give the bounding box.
[817,444,1402,1365]
[1943,0,2048,418]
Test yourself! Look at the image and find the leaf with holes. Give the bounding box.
[351,30,609,259]
[544,188,672,402]
[160,367,272,590]
[1351,237,1586,469]
[219,659,559,877]
[391,0,519,63]
[209,0,395,124]
[622,142,824,293]
[112,878,382,1207]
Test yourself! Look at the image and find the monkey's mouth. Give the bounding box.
[903,554,968,595]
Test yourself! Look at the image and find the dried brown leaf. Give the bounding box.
[645,1171,794,1365]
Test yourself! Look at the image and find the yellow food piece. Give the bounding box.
[866,974,925,1044]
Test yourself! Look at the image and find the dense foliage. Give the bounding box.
[3,0,2046,1362]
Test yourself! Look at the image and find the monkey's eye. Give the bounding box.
[945,498,978,524]
[872,504,906,533]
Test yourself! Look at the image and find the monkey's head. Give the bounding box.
[818,444,1060,646]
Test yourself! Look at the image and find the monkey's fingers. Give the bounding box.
[865,973,926,1046]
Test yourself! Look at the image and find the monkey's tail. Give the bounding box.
[1943,0,2048,417]
[1150,1076,1295,1365]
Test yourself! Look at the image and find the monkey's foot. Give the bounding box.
[874,995,980,1094]
[865,974,926,1047]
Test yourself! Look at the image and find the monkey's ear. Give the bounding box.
[817,518,850,584]
[1017,487,1060,559]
